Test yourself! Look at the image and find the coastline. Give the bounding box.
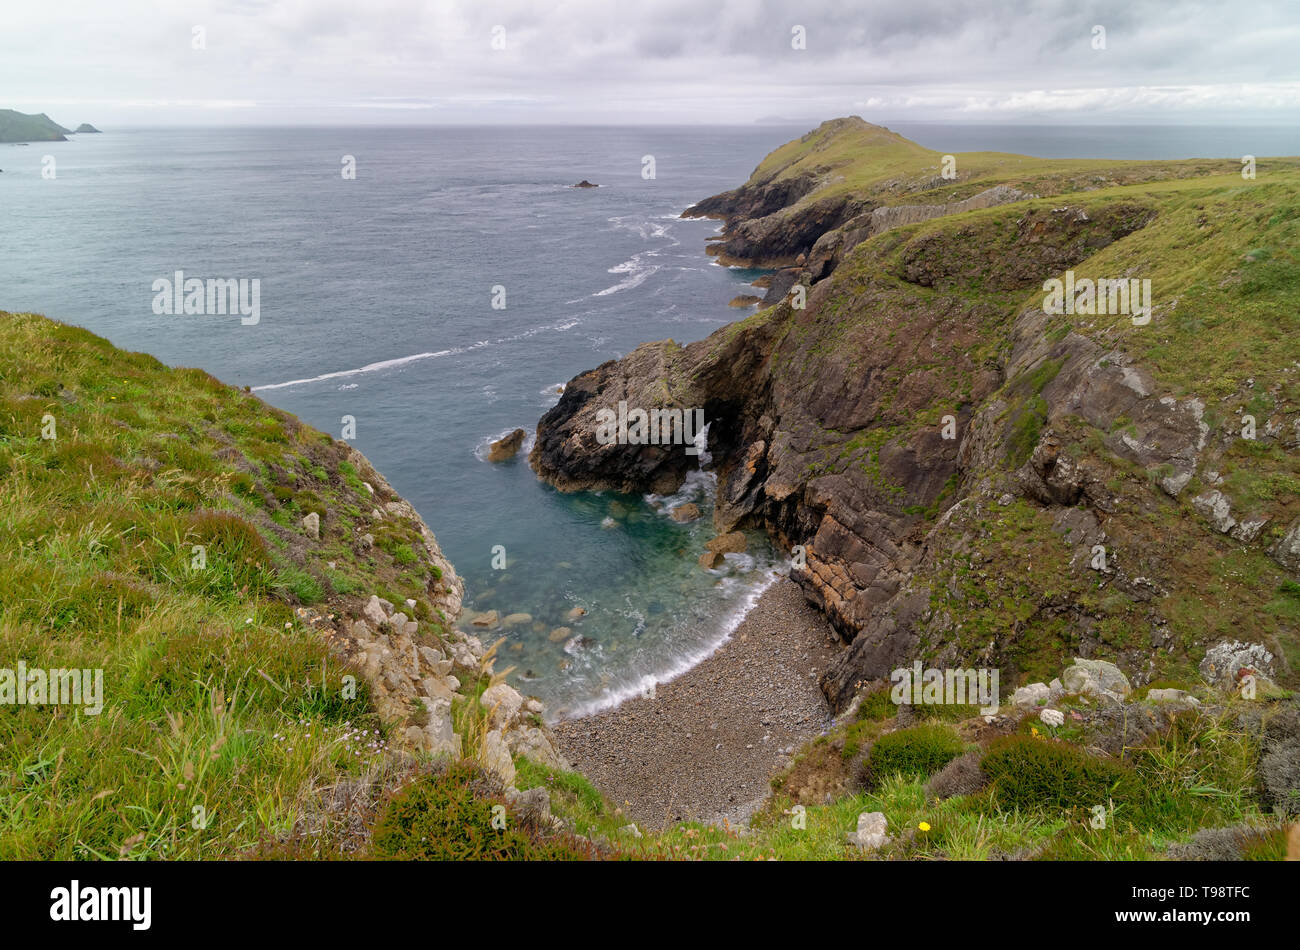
[551,576,842,830]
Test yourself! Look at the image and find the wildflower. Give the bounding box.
[918,821,931,832]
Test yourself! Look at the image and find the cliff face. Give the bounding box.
[533,120,1300,712]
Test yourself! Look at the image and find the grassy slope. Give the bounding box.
[0,313,458,858]
[711,142,1300,685]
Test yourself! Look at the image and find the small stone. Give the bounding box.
[1011,683,1051,707]
[1146,688,1200,706]
[362,596,387,628]
[301,511,320,539]
[548,626,572,643]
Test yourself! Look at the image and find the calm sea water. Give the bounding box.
[5,123,1296,716]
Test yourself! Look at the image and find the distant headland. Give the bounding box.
[0,109,101,143]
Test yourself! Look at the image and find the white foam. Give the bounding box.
[474,426,536,462]
[593,252,661,297]
[556,571,781,721]
[253,318,583,391]
[253,349,456,391]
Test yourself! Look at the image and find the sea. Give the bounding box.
[4,122,1297,717]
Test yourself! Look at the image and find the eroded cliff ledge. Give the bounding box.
[532,119,1300,713]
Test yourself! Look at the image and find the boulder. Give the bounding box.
[1011,683,1050,707]
[421,678,457,703]
[481,730,515,786]
[506,724,568,770]
[1061,659,1132,702]
[362,595,388,628]
[705,531,747,554]
[699,551,724,570]
[1199,641,1276,689]
[1271,517,1300,573]
[447,640,478,671]
[846,811,891,851]
[488,428,527,463]
[470,610,499,628]
[423,701,459,756]
[480,682,524,728]
[502,612,533,627]
[670,503,702,523]
[301,511,320,539]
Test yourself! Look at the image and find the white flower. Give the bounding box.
[1040,708,1065,727]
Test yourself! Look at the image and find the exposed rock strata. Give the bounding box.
[532,119,1299,715]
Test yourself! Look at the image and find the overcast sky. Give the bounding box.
[4,0,1298,126]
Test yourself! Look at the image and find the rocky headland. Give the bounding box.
[531,116,1300,715]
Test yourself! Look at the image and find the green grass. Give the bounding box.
[0,312,453,859]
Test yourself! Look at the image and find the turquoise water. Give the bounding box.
[1,125,795,715]
[6,123,1296,715]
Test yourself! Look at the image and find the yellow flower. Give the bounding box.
[918,821,931,832]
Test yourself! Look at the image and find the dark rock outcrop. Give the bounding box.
[532,119,1300,715]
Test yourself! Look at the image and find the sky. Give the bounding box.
[3,0,1299,126]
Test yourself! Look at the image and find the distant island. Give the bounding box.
[0,109,101,143]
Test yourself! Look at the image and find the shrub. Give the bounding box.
[1259,703,1300,817]
[924,751,989,800]
[866,723,966,785]
[369,761,597,860]
[1166,824,1288,861]
[982,734,1133,813]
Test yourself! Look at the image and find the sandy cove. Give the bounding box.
[551,576,842,830]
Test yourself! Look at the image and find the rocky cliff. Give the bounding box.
[533,118,1300,713]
